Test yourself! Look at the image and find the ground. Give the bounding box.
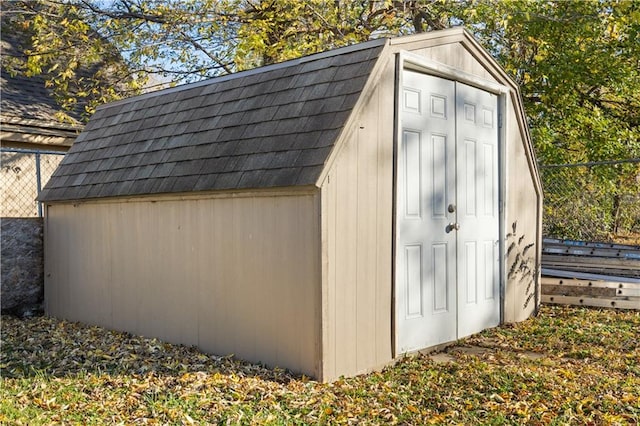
[1,305,638,425]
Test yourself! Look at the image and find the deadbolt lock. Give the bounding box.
[448,204,456,213]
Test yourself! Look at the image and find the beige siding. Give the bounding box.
[44,191,322,377]
[390,34,501,85]
[409,43,496,83]
[320,58,395,381]
[504,98,542,322]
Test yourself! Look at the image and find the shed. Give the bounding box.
[40,28,542,381]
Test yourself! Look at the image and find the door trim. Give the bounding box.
[400,51,510,95]
[392,51,510,358]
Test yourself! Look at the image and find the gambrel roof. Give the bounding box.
[40,27,540,203]
[39,39,387,201]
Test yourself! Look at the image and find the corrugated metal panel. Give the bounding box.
[44,191,322,377]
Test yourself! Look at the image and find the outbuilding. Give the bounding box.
[40,28,542,381]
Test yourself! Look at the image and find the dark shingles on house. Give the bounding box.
[39,38,388,202]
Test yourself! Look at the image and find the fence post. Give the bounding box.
[35,151,43,217]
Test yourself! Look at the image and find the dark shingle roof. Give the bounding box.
[39,39,387,201]
[1,29,82,134]
[0,72,80,129]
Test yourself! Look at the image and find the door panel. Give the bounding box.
[396,71,500,354]
[396,70,456,353]
[455,82,500,338]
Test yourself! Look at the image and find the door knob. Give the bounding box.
[446,222,460,233]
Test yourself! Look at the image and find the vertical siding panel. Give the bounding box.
[252,197,273,366]
[44,206,62,317]
[197,199,217,352]
[43,208,52,315]
[310,193,323,378]
[138,202,155,337]
[65,207,82,321]
[214,198,234,354]
[319,184,328,380]
[229,197,253,359]
[130,203,144,334]
[178,201,199,345]
[355,93,378,372]
[293,196,311,373]
[333,163,345,376]
[334,140,356,374]
[375,64,394,365]
[182,200,200,345]
[45,193,320,377]
[504,105,539,322]
[189,200,206,349]
[278,196,301,370]
[59,205,71,318]
[43,206,57,316]
[112,203,138,335]
[64,205,74,318]
[323,173,338,380]
[74,204,110,327]
[291,198,305,370]
[164,202,184,343]
[410,45,498,84]
[320,59,396,379]
[140,202,164,339]
[67,205,89,322]
[347,139,359,374]
[137,202,153,336]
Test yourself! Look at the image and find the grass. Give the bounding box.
[1,305,638,425]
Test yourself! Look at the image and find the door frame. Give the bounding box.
[392,51,511,357]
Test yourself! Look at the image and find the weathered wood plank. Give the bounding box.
[541,268,640,284]
[541,276,640,290]
[543,284,616,298]
[542,254,640,269]
[543,244,640,260]
[542,295,640,310]
[543,238,640,251]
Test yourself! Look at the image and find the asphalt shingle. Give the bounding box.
[39,38,388,201]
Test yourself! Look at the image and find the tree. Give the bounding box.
[1,0,462,118]
[459,0,639,240]
[1,1,143,121]
[461,0,640,165]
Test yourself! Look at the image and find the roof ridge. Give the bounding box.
[98,38,389,111]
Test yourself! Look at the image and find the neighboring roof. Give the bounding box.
[1,23,83,146]
[39,38,387,201]
[0,71,81,129]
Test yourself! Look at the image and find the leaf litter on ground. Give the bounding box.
[1,305,638,425]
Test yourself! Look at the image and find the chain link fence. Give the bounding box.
[3,147,638,244]
[540,159,640,245]
[1,148,66,217]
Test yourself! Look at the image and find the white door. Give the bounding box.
[396,70,500,354]
[455,82,501,338]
